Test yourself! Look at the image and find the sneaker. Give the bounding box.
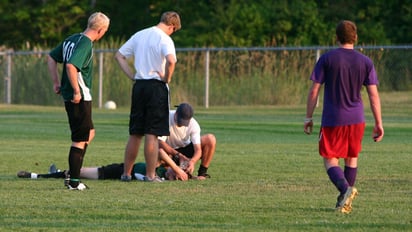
[120,174,132,182]
[48,164,58,174]
[17,171,32,178]
[67,182,88,191]
[143,176,164,182]
[336,187,358,213]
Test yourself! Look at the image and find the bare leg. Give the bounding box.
[344,157,358,168]
[323,157,339,170]
[122,134,143,177]
[200,134,216,168]
[144,134,159,179]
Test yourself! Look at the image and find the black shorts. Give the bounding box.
[129,80,170,136]
[97,163,166,180]
[98,163,124,180]
[176,143,195,158]
[64,100,94,142]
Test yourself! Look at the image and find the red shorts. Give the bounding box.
[318,123,365,159]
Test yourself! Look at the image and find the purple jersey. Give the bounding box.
[310,48,379,126]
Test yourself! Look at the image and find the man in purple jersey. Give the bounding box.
[304,20,384,214]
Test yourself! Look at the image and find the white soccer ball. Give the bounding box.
[104,100,117,110]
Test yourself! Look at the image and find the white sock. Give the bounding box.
[31,173,38,179]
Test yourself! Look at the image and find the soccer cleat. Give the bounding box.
[67,182,88,191]
[143,176,164,182]
[17,171,32,178]
[48,164,58,174]
[336,187,358,214]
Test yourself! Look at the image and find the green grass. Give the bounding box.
[0,92,411,231]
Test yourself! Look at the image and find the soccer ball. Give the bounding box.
[104,100,117,110]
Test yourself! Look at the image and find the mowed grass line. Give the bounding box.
[0,97,411,231]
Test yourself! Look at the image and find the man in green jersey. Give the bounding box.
[47,12,110,190]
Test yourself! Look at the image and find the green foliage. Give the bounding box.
[0,95,411,231]
[1,0,412,48]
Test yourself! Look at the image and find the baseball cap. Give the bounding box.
[176,103,193,126]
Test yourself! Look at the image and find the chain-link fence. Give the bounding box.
[1,46,411,108]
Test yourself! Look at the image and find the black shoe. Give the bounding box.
[17,171,32,178]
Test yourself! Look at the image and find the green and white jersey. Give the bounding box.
[49,33,94,101]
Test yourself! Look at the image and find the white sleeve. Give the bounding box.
[118,34,137,58]
[158,136,167,142]
[190,119,201,145]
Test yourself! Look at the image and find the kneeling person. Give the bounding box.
[159,103,216,179]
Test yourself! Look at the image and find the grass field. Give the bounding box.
[0,92,411,231]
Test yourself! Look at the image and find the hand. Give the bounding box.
[372,125,384,142]
[185,160,195,175]
[174,168,189,181]
[71,92,81,104]
[53,85,61,94]
[304,118,313,135]
[155,71,166,82]
[179,156,190,168]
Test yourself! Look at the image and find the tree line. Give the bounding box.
[1,0,411,49]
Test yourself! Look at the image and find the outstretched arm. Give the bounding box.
[158,149,188,181]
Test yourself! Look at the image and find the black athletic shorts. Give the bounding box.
[98,163,124,180]
[64,100,94,142]
[97,163,166,180]
[176,143,195,158]
[129,79,170,136]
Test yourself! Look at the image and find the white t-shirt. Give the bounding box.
[159,111,201,148]
[118,26,176,80]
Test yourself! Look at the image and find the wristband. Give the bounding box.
[304,118,313,123]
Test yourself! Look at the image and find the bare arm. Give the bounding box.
[304,82,321,134]
[47,55,61,94]
[114,51,135,80]
[158,149,188,181]
[158,139,190,165]
[66,63,81,103]
[366,85,384,142]
[161,54,176,83]
[186,143,202,175]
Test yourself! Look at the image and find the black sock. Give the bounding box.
[38,171,67,178]
[198,165,208,176]
[68,146,84,187]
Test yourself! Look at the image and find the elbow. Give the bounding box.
[114,51,124,62]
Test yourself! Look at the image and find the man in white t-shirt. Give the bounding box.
[159,103,216,179]
[115,11,181,182]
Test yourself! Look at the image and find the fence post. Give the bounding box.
[98,51,103,108]
[204,49,210,108]
[5,52,12,104]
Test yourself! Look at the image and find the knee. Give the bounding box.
[202,134,216,146]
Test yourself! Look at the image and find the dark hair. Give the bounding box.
[336,20,357,44]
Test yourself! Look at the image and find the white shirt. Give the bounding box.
[159,111,201,148]
[118,26,176,80]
